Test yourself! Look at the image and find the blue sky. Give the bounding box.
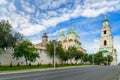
[0,0,120,62]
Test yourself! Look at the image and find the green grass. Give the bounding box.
[0,64,91,71]
[56,63,90,67]
[0,65,53,71]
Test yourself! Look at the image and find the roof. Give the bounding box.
[101,50,111,54]
[42,33,48,38]
[67,27,75,35]
[34,43,46,50]
[103,16,109,22]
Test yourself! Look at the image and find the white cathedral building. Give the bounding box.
[0,16,118,65]
[99,16,117,65]
[59,27,86,53]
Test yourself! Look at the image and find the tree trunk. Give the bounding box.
[76,60,78,64]
[25,59,28,66]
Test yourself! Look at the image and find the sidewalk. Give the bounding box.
[0,65,92,75]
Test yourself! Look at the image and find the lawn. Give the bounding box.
[0,64,91,71]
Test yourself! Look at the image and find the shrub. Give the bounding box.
[48,63,52,66]
[10,62,12,67]
[37,63,40,66]
[29,63,31,66]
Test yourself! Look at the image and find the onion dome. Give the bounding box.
[67,27,75,35]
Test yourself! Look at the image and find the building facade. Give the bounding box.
[34,33,60,64]
[59,27,86,53]
[99,16,117,65]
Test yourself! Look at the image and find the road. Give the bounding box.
[0,66,120,80]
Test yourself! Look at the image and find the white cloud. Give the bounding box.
[39,0,120,30]
[8,1,16,11]
[20,0,35,13]
[35,0,67,10]
[20,24,45,36]
[114,35,120,53]
[50,0,67,9]
[82,38,99,54]
[48,28,67,37]
[0,0,7,4]
[0,0,120,40]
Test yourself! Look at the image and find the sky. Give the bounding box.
[0,0,120,62]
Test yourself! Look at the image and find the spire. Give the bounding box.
[102,16,111,28]
[42,33,48,44]
[60,29,65,36]
[42,33,48,38]
[104,16,107,20]
[103,16,109,22]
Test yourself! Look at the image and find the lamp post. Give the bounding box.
[92,49,97,66]
[53,40,57,69]
[92,54,94,65]
[54,42,56,69]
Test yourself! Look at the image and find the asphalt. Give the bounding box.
[0,66,120,80]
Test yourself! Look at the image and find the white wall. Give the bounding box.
[0,47,61,65]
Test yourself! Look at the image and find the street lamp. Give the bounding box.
[92,54,94,65]
[92,48,97,66]
[53,40,57,69]
[54,42,56,69]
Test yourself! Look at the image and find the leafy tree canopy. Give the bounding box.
[13,40,39,65]
[0,20,24,49]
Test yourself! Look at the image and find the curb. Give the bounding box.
[0,65,92,75]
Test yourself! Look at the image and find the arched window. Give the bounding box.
[104,40,107,46]
[104,30,106,34]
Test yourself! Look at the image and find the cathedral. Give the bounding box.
[59,27,86,53]
[0,16,117,65]
[99,16,117,65]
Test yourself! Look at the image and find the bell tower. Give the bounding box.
[42,33,48,44]
[99,16,113,52]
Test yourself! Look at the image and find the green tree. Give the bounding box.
[105,55,113,65]
[88,55,93,64]
[82,54,88,63]
[66,46,77,64]
[0,20,24,49]
[74,51,83,64]
[46,40,55,64]
[13,40,39,65]
[0,48,2,54]
[56,42,67,64]
[46,40,67,64]
[61,52,69,64]
[13,32,24,44]
[88,52,105,65]
[94,51,105,65]
[0,20,12,48]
